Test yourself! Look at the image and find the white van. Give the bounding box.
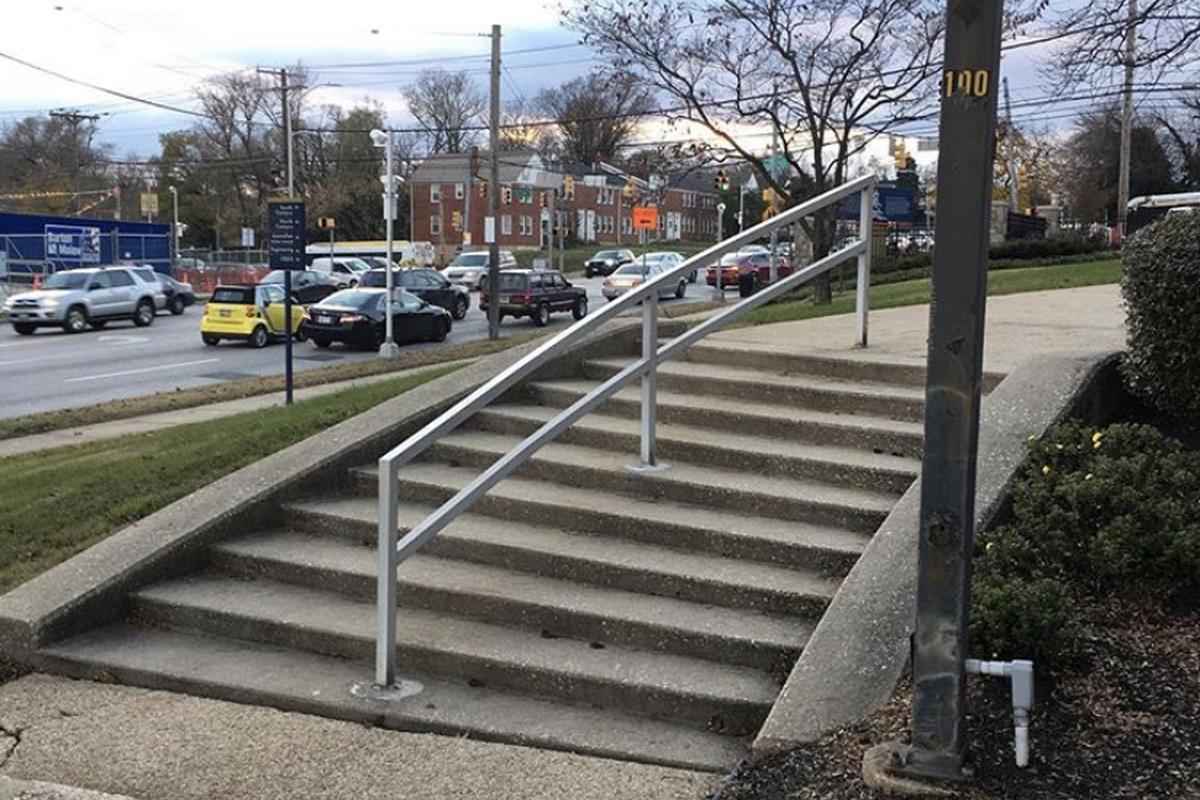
[308,256,371,288]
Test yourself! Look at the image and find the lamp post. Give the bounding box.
[371,128,402,359]
[168,185,179,273]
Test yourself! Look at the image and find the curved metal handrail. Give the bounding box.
[375,174,877,684]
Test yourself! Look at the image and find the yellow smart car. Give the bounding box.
[200,283,305,348]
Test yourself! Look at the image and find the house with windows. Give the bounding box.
[408,151,720,261]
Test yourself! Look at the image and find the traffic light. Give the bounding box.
[478,183,487,200]
[501,186,513,205]
[892,140,908,170]
[563,174,575,200]
[539,191,547,208]
[623,175,637,199]
[451,210,463,232]
[715,169,729,192]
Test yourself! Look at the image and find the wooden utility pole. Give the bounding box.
[1116,0,1137,241]
[487,24,502,340]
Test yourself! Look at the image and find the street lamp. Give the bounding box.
[371,128,402,359]
[168,185,179,273]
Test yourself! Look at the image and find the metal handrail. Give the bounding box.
[375,174,877,684]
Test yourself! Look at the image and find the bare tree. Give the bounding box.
[535,73,654,164]
[498,98,559,156]
[1155,93,1200,190]
[403,69,486,154]
[564,0,944,301]
[0,115,113,215]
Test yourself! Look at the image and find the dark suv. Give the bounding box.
[479,269,588,327]
[359,268,470,320]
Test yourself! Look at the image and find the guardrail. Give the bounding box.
[374,174,877,685]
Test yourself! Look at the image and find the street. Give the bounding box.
[0,276,704,419]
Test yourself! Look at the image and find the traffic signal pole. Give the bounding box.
[487,24,501,341]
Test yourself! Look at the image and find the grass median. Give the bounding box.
[0,363,459,594]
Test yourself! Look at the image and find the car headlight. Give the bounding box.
[41,298,60,309]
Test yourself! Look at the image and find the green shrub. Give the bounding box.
[1121,213,1200,418]
[988,236,1110,261]
[970,420,1200,664]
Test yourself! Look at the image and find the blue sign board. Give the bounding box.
[268,200,306,270]
[839,185,916,223]
[0,212,170,275]
[44,224,102,265]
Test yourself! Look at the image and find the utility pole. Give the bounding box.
[49,109,100,215]
[487,24,502,340]
[1116,0,1137,242]
[1003,77,1020,212]
[464,146,476,248]
[168,185,180,272]
[769,101,780,284]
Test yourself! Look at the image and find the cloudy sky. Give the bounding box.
[0,0,1070,159]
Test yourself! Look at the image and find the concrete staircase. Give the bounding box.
[36,338,928,772]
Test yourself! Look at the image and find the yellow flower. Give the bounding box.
[1085,473,1094,481]
[1042,465,1051,475]
[1094,440,1102,449]
[1028,434,1036,441]
[986,542,995,553]
[1056,444,1064,450]
[1092,431,1104,443]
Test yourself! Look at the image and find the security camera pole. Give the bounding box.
[372,128,401,359]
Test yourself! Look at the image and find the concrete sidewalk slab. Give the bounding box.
[0,776,137,800]
[0,675,716,800]
[713,284,1126,373]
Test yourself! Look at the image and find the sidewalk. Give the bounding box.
[0,675,715,800]
[0,362,467,460]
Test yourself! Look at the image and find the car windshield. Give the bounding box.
[480,273,527,291]
[594,251,622,260]
[212,287,253,304]
[451,253,489,267]
[358,269,405,288]
[637,253,668,264]
[342,259,369,272]
[718,254,743,265]
[612,264,650,276]
[260,271,289,284]
[43,272,90,290]
[318,290,381,309]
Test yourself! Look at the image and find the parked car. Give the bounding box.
[634,251,695,283]
[129,266,196,315]
[308,256,371,288]
[3,266,164,335]
[300,288,451,349]
[705,251,793,296]
[259,270,341,305]
[602,262,687,301]
[584,249,635,278]
[359,268,470,320]
[479,269,588,327]
[359,256,399,271]
[444,250,518,290]
[200,283,304,348]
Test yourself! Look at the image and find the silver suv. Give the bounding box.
[3,267,166,335]
[444,250,517,290]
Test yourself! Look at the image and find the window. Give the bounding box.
[552,274,568,289]
[454,183,464,200]
[108,270,134,287]
[430,184,442,203]
[519,215,532,236]
[501,215,513,235]
[430,215,442,235]
[621,217,632,235]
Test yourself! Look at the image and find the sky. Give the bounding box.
[0,0,1099,160]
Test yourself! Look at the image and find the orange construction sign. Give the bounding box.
[631,206,659,230]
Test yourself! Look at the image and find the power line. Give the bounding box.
[307,42,584,70]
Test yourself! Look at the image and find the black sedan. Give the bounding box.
[260,270,341,305]
[359,268,470,321]
[299,288,451,350]
[157,274,196,315]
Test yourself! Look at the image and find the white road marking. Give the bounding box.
[64,358,220,383]
[97,335,151,345]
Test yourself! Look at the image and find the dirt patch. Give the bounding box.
[714,598,1200,800]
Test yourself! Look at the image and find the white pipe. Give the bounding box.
[965,658,1034,768]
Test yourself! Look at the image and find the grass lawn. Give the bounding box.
[0,363,459,594]
[738,258,1121,328]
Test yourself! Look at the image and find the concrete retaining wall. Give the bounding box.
[752,349,1125,758]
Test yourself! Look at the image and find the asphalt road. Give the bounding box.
[0,276,708,420]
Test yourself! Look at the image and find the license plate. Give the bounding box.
[219,309,231,317]
[317,315,333,325]
[500,295,512,303]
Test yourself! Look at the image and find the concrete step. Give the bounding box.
[347,461,868,574]
[582,357,925,422]
[421,429,893,532]
[211,526,811,669]
[676,339,1008,392]
[37,623,745,772]
[128,574,779,732]
[468,403,919,494]
[284,497,841,617]
[520,379,923,458]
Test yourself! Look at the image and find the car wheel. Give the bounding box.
[738,274,760,298]
[432,318,449,342]
[688,269,697,284]
[675,280,687,299]
[249,325,269,348]
[201,334,220,346]
[452,296,468,321]
[312,336,332,349]
[133,299,155,327]
[533,303,550,327]
[572,296,588,320]
[292,327,306,343]
[62,306,88,334]
[12,323,36,336]
[169,296,185,315]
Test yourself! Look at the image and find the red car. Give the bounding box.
[705,251,793,296]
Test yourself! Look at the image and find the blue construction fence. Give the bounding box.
[0,211,171,284]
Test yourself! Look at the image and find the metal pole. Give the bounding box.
[381,132,400,358]
[281,69,294,406]
[169,186,179,273]
[375,462,398,686]
[548,186,555,268]
[464,147,475,247]
[713,203,726,301]
[739,183,745,233]
[1002,78,1020,212]
[486,24,502,340]
[769,105,780,285]
[639,291,658,466]
[886,0,1004,782]
[1116,0,1137,242]
[856,186,872,348]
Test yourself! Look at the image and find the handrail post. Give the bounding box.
[375,459,399,686]
[856,185,873,348]
[640,291,658,466]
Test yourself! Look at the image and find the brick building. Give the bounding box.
[409,151,720,260]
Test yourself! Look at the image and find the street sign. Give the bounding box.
[241,227,255,248]
[139,192,159,217]
[632,206,658,230]
[267,200,306,270]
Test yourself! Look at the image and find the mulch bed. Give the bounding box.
[713,598,1199,799]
